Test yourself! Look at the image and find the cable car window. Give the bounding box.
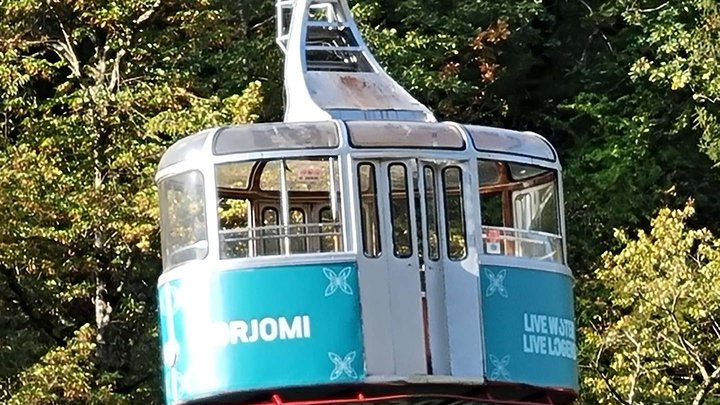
[262,207,281,256]
[216,157,345,259]
[260,160,282,190]
[443,167,467,261]
[347,122,465,149]
[513,182,559,235]
[466,125,556,161]
[508,162,549,181]
[289,208,307,253]
[213,122,339,155]
[261,159,338,191]
[478,160,501,185]
[285,158,342,253]
[358,164,381,257]
[481,192,504,228]
[424,167,440,261]
[218,196,251,259]
[478,160,563,263]
[159,171,208,270]
[216,161,254,189]
[320,207,342,252]
[389,164,412,258]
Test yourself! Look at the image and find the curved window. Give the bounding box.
[213,122,339,155]
[478,160,563,263]
[159,171,208,270]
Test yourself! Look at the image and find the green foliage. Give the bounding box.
[582,203,720,405]
[354,0,544,121]
[625,0,720,162]
[0,0,266,403]
[0,0,718,403]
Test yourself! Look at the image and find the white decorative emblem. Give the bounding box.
[323,267,353,296]
[329,351,358,380]
[170,282,196,313]
[485,268,508,298]
[163,340,180,368]
[489,354,511,380]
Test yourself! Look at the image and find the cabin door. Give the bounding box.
[419,160,484,377]
[354,159,427,376]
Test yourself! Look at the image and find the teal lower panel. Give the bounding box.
[481,264,578,390]
[158,262,364,405]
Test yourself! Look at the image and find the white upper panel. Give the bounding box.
[157,121,559,174]
[466,125,557,162]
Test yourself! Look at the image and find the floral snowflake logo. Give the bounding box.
[323,267,353,296]
[329,351,358,380]
[163,340,180,368]
[167,282,195,313]
[485,268,508,298]
[489,354,511,381]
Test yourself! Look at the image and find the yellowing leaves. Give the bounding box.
[144,81,264,139]
[223,80,264,125]
[5,325,96,405]
[584,202,720,404]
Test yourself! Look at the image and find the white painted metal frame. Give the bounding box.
[352,158,427,377]
[442,158,485,377]
[417,162,450,375]
[155,123,572,388]
[277,0,436,122]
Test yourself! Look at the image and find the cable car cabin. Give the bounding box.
[156,121,577,405]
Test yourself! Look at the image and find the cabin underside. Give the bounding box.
[184,381,577,405]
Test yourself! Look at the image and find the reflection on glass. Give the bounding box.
[513,182,558,234]
[478,160,563,263]
[218,197,250,259]
[389,164,412,258]
[443,166,466,260]
[289,208,307,253]
[478,160,501,185]
[215,161,254,189]
[213,122,339,155]
[481,192,503,228]
[424,167,440,261]
[508,162,549,181]
[358,164,381,257]
[160,171,208,270]
[320,208,341,252]
[262,207,281,255]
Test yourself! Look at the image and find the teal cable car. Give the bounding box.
[156,1,577,404]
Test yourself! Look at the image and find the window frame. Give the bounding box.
[423,166,440,262]
[388,163,413,259]
[357,163,382,258]
[214,156,347,260]
[477,159,564,264]
[159,170,209,271]
[442,166,467,261]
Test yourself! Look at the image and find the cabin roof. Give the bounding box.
[157,121,557,172]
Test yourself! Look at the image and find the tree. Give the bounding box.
[0,0,265,403]
[626,0,720,163]
[582,203,720,405]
